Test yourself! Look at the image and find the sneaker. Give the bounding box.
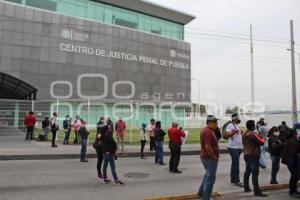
[233,182,244,187]
[244,188,252,193]
[159,162,166,165]
[102,179,111,184]
[173,170,182,174]
[51,145,58,148]
[114,180,125,186]
[270,180,279,184]
[96,174,103,180]
[80,159,88,162]
[254,192,268,197]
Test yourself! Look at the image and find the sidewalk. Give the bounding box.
[0,126,228,160]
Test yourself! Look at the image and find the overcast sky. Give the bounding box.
[151,0,300,110]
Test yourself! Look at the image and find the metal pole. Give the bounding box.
[250,24,255,114]
[290,20,298,124]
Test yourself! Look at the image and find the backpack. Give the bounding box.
[63,120,69,129]
[221,121,232,140]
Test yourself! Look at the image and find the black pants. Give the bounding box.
[169,143,181,172]
[287,157,299,194]
[97,151,103,176]
[73,130,80,144]
[150,137,155,151]
[26,126,34,140]
[243,155,260,194]
[51,129,57,146]
[141,140,146,158]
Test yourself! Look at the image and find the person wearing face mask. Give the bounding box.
[225,113,244,187]
[198,115,220,200]
[268,126,284,184]
[257,118,269,169]
[243,120,268,197]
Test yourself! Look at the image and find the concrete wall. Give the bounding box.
[0,1,191,102]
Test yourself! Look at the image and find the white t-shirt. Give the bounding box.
[226,123,244,149]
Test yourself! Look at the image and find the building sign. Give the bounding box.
[59,43,189,69]
[59,28,189,69]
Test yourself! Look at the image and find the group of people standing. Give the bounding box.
[199,114,300,200]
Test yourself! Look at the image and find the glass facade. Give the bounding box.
[4,0,184,40]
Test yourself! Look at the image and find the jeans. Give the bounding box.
[63,129,71,144]
[97,151,103,176]
[287,156,299,194]
[155,140,164,163]
[169,143,181,172]
[260,145,267,168]
[43,127,49,141]
[150,137,155,151]
[80,139,87,160]
[140,140,146,158]
[51,129,57,146]
[270,154,280,183]
[243,155,260,194]
[26,126,34,140]
[103,154,118,181]
[117,135,124,151]
[198,158,218,200]
[228,148,242,183]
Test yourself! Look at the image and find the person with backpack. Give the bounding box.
[50,112,59,148]
[281,128,300,198]
[41,117,50,141]
[257,118,269,169]
[115,117,126,152]
[102,128,124,185]
[242,120,268,197]
[168,122,186,173]
[268,126,284,184]
[73,115,82,144]
[225,113,244,187]
[63,115,72,145]
[24,111,36,141]
[79,120,89,162]
[93,133,103,179]
[154,121,166,165]
[140,123,147,159]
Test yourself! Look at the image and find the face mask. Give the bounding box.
[273,131,280,137]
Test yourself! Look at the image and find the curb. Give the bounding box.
[144,183,300,200]
[0,149,229,161]
[144,192,221,200]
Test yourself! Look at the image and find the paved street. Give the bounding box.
[0,154,293,200]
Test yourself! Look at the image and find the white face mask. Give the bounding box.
[274,131,280,137]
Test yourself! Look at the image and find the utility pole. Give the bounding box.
[290,20,298,124]
[250,24,255,114]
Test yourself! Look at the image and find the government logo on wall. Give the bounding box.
[60,28,89,42]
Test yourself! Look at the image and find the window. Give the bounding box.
[8,0,184,40]
[26,0,57,11]
[115,18,137,29]
[5,0,22,4]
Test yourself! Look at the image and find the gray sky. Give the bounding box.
[151,0,300,110]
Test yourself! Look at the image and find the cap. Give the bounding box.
[206,115,219,122]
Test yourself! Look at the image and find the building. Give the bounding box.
[0,0,195,127]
